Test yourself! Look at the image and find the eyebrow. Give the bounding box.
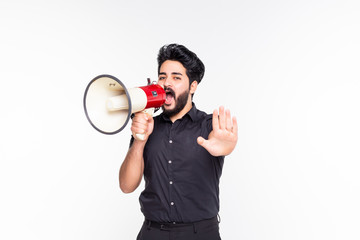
[158,72,183,76]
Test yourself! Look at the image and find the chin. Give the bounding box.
[162,105,175,114]
[163,103,175,110]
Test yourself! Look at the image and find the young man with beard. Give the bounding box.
[119,44,238,240]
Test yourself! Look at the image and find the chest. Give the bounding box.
[143,118,213,174]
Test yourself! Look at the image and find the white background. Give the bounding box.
[1,0,359,239]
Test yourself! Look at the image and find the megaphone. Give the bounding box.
[83,74,165,138]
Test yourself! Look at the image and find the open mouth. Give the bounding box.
[165,88,175,105]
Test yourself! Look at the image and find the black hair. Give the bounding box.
[157,44,205,84]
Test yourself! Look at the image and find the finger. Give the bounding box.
[133,112,148,122]
[131,125,146,134]
[212,109,219,131]
[197,136,209,149]
[145,113,154,124]
[143,112,151,121]
[131,117,149,134]
[132,114,149,124]
[219,106,225,129]
[225,109,232,131]
[132,119,147,129]
[132,118,148,128]
[197,136,204,145]
[232,116,238,134]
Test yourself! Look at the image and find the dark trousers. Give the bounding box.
[136,217,221,240]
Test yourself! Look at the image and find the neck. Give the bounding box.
[169,99,193,122]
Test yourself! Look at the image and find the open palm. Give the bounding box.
[197,106,238,156]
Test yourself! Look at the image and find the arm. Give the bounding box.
[197,106,238,157]
[119,112,154,193]
[119,140,145,193]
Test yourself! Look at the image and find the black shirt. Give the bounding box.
[132,104,224,223]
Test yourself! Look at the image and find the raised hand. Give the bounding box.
[197,106,238,156]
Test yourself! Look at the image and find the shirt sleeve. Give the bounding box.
[206,114,214,132]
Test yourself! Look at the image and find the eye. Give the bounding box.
[174,76,181,80]
[158,76,166,81]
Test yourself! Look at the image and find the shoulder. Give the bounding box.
[191,108,213,132]
[188,104,211,122]
[194,108,211,119]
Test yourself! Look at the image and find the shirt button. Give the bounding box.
[170,202,174,206]
[168,160,172,164]
[169,140,173,143]
[169,181,173,185]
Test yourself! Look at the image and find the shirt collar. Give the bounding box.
[187,103,199,122]
[161,103,199,122]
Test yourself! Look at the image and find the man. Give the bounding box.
[119,44,238,240]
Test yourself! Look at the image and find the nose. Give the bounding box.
[164,81,171,88]
[159,77,172,89]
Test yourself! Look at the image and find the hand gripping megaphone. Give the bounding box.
[83,75,165,139]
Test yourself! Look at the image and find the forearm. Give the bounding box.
[119,140,146,193]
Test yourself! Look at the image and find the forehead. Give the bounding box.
[159,60,186,74]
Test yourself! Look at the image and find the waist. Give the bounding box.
[144,216,218,231]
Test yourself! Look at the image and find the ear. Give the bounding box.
[190,81,198,94]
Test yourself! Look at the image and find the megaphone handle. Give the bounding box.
[135,108,155,141]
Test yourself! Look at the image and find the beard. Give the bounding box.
[162,88,190,118]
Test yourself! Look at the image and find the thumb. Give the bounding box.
[197,136,207,147]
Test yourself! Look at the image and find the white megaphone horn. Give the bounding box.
[83,74,165,139]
